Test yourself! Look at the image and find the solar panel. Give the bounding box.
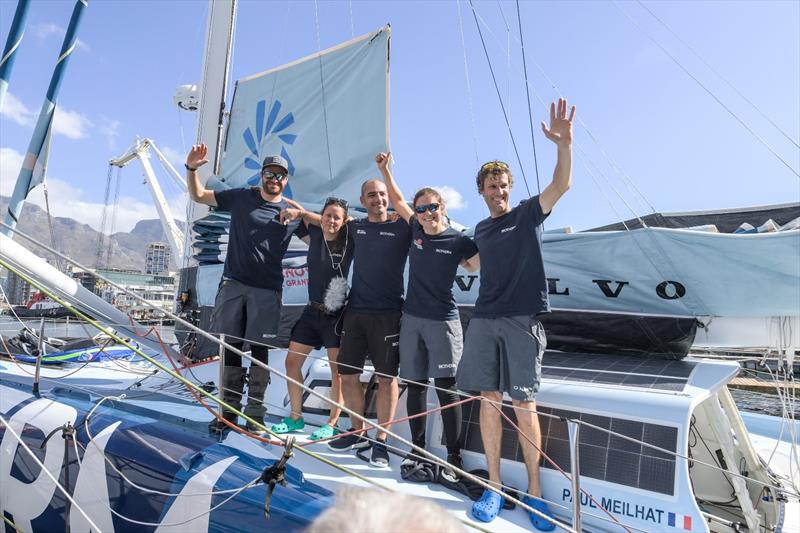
[458,403,679,496]
[542,351,696,391]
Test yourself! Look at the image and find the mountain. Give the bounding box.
[0,196,184,272]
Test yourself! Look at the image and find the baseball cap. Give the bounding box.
[261,155,289,173]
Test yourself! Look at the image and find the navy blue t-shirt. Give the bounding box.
[473,196,549,317]
[215,188,307,291]
[348,217,411,312]
[305,223,354,303]
[405,219,479,321]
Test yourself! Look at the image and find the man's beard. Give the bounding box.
[263,180,284,194]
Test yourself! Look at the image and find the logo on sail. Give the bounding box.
[243,99,298,196]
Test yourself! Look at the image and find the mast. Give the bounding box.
[0,0,32,112]
[2,0,88,239]
[182,0,238,266]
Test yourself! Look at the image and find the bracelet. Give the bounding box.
[184,163,198,172]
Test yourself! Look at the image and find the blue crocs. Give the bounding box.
[471,489,504,523]
[522,495,556,531]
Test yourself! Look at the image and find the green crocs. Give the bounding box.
[308,424,341,441]
[271,417,305,434]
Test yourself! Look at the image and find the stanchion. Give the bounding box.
[217,334,225,420]
[567,419,582,531]
[33,317,44,395]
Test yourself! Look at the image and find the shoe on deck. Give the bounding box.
[471,489,504,523]
[327,429,370,451]
[369,440,390,468]
[271,417,305,434]
[522,495,556,531]
[309,424,340,441]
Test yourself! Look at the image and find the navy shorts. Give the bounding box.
[290,304,341,350]
[338,310,401,377]
[456,315,546,402]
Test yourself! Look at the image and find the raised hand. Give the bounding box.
[375,152,391,173]
[541,98,576,147]
[186,144,209,169]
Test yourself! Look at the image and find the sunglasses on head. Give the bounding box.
[414,202,440,214]
[261,170,287,182]
[324,197,348,208]
[480,160,509,173]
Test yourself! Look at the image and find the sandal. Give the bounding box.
[522,495,556,532]
[270,417,305,434]
[471,489,504,523]
[308,424,341,441]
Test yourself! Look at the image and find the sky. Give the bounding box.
[0,0,798,235]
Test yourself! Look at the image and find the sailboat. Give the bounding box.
[2,1,799,532]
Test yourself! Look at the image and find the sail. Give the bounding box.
[449,227,800,318]
[217,26,390,204]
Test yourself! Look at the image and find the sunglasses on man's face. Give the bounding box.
[480,160,509,173]
[414,203,441,214]
[261,170,287,182]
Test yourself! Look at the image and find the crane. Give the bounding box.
[109,138,186,263]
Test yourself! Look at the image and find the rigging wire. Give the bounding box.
[467,0,532,197]
[496,0,513,159]
[611,0,800,179]
[514,0,542,195]
[105,166,122,268]
[454,1,481,168]
[462,2,725,318]
[468,2,657,218]
[313,0,336,195]
[348,0,355,38]
[634,0,799,151]
[94,164,114,268]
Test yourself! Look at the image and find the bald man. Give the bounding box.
[328,179,411,467]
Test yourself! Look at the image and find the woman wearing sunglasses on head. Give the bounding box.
[375,152,480,476]
[271,197,354,441]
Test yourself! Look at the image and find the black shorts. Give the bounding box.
[290,304,341,350]
[338,310,401,376]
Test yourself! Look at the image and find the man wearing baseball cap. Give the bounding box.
[185,144,307,435]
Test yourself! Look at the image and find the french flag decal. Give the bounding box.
[668,512,692,530]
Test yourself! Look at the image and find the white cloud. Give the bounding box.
[1,93,36,126]
[0,147,25,196]
[2,92,93,140]
[31,23,90,52]
[52,107,92,139]
[2,145,189,241]
[432,185,467,210]
[96,117,121,149]
[26,178,160,233]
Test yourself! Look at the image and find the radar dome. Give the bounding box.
[173,85,199,111]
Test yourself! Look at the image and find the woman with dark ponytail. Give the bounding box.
[272,197,353,441]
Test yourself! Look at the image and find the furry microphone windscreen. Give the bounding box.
[323,277,349,312]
